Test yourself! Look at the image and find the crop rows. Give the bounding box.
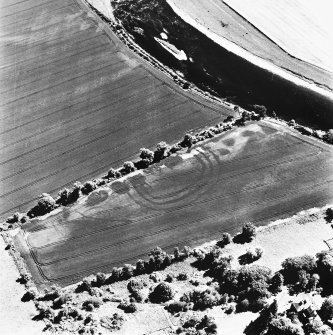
[0,0,225,219]
[15,122,333,286]
[224,0,333,72]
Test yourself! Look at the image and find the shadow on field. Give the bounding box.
[232,233,250,245]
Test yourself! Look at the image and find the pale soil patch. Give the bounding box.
[166,0,333,96]
[225,0,333,72]
[213,206,333,272]
[211,309,258,335]
[115,305,171,335]
[0,237,46,335]
[86,0,115,20]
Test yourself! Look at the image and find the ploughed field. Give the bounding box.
[15,121,333,287]
[0,0,225,220]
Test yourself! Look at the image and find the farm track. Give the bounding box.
[0,0,227,219]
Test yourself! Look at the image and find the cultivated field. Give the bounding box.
[0,0,228,220]
[15,121,333,287]
[167,0,333,90]
[225,0,333,73]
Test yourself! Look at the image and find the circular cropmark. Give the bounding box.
[86,188,110,206]
[127,149,221,211]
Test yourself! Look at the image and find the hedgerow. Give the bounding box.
[9,110,259,223]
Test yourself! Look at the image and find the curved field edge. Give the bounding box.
[166,0,333,92]
[165,0,333,100]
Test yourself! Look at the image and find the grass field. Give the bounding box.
[166,0,332,91]
[225,0,333,73]
[0,0,229,220]
[14,121,333,287]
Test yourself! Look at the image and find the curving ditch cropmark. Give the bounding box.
[29,177,333,283]
[25,134,330,281]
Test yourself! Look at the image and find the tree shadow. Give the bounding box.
[232,233,250,245]
[324,208,333,223]
[16,277,26,285]
[21,292,33,302]
[32,314,43,321]
[238,253,256,265]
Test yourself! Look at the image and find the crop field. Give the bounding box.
[0,0,227,220]
[224,0,333,73]
[167,0,333,90]
[15,121,333,287]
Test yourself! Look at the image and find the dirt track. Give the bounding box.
[0,0,229,219]
[15,121,333,287]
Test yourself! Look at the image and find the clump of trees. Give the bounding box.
[100,313,124,332]
[138,147,154,168]
[106,168,121,180]
[323,129,333,144]
[181,288,221,310]
[95,272,107,287]
[149,282,174,303]
[121,161,135,175]
[118,301,137,313]
[316,250,333,294]
[281,255,317,285]
[127,278,144,294]
[82,297,103,311]
[325,207,333,223]
[81,181,97,195]
[253,105,267,118]
[218,232,231,247]
[153,141,169,162]
[319,296,333,322]
[27,193,56,218]
[269,272,284,294]
[242,222,257,242]
[279,250,333,294]
[180,134,194,148]
[74,246,191,294]
[22,287,39,302]
[56,181,83,206]
[239,247,264,265]
[52,293,72,309]
[266,316,304,335]
[233,222,257,243]
[178,314,217,335]
[218,264,272,312]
